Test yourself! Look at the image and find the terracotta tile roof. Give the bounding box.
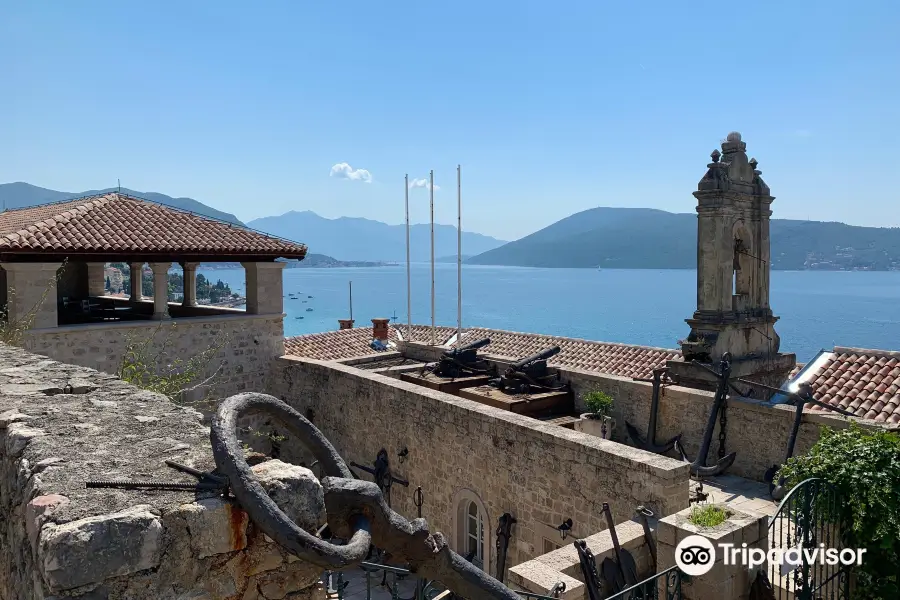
[794,347,900,424]
[284,324,455,362]
[0,193,307,259]
[459,328,681,380]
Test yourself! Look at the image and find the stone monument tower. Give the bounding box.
[667,132,796,396]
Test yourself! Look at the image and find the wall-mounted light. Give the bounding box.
[557,518,573,540]
[398,447,409,464]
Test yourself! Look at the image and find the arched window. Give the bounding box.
[465,501,485,569]
[452,489,491,573]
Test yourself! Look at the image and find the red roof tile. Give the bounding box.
[459,328,681,380]
[284,324,456,362]
[796,347,900,424]
[0,193,307,259]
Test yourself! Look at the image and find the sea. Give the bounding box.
[197,264,900,364]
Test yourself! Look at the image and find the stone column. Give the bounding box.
[129,262,144,304]
[149,262,172,320]
[242,262,285,315]
[181,262,199,307]
[1,262,63,330]
[86,262,107,297]
[657,505,769,600]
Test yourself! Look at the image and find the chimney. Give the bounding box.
[372,318,390,341]
[338,319,354,330]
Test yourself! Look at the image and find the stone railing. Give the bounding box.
[0,344,324,600]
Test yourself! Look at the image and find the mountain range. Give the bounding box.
[467,207,900,271]
[247,211,506,263]
[4,183,900,271]
[0,182,243,225]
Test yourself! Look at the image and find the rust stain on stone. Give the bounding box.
[226,502,249,551]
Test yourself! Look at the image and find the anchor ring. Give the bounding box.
[210,392,372,569]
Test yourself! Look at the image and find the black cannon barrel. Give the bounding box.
[511,346,561,370]
[449,337,491,354]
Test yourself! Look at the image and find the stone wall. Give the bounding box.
[268,356,690,570]
[22,314,285,404]
[0,344,324,600]
[556,366,877,483]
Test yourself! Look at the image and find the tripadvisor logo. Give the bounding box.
[675,535,866,576]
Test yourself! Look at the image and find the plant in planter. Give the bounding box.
[576,390,616,439]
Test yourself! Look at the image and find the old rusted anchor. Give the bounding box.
[739,379,855,501]
[210,392,523,600]
[626,367,681,454]
[674,354,737,477]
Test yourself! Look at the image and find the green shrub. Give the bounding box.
[777,423,900,599]
[583,390,614,418]
[689,505,729,528]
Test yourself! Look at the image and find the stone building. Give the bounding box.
[0,192,306,397]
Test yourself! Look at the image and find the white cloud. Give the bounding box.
[408,177,440,191]
[330,162,372,183]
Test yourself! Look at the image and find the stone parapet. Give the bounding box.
[508,518,653,599]
[23,314,285,404]
[269,356,690,569]
[0,343,325,599]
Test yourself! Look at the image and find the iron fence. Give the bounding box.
[604,566,684,600]
[322,562,568,600]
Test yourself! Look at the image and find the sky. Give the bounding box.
[1,1,898,241]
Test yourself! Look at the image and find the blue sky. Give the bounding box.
[2,1,897,241]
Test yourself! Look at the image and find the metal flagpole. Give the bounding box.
[457,165,462,347]
[405,175,411,340]
[430,169,435,346]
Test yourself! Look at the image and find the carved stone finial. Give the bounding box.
[749,158,758,169]
[711,149,721,163]
[726,131,742,142]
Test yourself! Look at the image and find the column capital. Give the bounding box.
[149,262,173,274]
[180,262,201,270]
[241,261,286,271]
[0,261,64,273]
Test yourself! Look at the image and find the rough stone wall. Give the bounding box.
[0,344,324,600]
[23,315,285,402]
[268,356,690,569]
[558,367,871,482]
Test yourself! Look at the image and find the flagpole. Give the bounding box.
[405,174,411,341]
[457,164,462,347]
[430,169,435,346]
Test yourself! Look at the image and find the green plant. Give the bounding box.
[117,321,232,411]
[583,390,614,419]
[689,504,729,528]
[777,423,900,599]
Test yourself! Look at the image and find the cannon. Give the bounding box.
[430,337,493,378]
[489,346,567,395]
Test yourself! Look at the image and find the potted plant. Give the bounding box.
[575,390,616,440]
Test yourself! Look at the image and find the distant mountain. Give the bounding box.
[437,254,474,263]
[247,211,506,262]
[467,207,900,271]
[0,182,243,225]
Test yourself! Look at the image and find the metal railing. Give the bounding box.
[323,563,568,600]
[605,566,685,600]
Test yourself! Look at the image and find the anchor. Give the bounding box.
[674,353,737,477]
[495,513,516,584]
[734,379,855,501]
[626,367,681,454]
[349,448,409,508]
[573,539,603,600]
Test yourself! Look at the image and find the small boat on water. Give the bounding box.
[308,295,313,299]
[306,308,313,312]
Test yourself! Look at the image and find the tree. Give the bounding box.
[105,275,111,291]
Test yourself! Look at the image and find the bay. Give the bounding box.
[198,265,900,364]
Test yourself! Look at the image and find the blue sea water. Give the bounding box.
[198,264,900,364]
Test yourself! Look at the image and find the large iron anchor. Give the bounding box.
[735,379,855,501]
[210,392,523,600]
[674,354,737,477]
[626,367,681,454]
